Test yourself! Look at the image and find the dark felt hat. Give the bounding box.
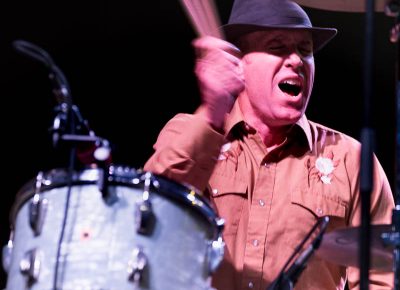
[222,0,337,52]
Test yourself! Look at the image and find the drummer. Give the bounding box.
[144,0,395,289]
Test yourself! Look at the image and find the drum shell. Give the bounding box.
[5,168,221,290]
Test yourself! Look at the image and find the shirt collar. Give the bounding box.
[224,101,313,151]
[224,100,245,134]
[295,114,313,151]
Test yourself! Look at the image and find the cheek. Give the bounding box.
[303,64,315,110]
[304,61,315,95]
[243,56,274,90]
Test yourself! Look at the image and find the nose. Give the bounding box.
[285,51,303,69]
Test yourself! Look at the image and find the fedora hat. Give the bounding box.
[222,0,337,52]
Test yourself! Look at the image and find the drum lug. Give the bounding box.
[135,172,155,235]
[29,195,48,236]
[19,248,41,285]
[127,246,148,286]
[29,171,48,236]
[2,238,13,273]
[207,218,225,274]
[135,200,155,235]
[207,236,225,274]
[98,167,119,205]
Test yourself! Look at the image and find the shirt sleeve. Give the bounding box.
[346,152,395,290]
[143,113,225,192]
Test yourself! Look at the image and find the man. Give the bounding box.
[145,0,395,289]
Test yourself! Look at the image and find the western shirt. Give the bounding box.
[144,102,395,290]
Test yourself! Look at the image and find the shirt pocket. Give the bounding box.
[208,173,247,236]
[284,188,347,249]
[291,188,347,218]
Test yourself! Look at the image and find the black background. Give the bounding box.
[0,1,398,288]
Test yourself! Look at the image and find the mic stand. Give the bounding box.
[267,216,330,290]
[13,40,113,289]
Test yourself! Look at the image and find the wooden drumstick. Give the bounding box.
[179,0,225,39]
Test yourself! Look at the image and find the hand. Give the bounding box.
[193,36,245,131]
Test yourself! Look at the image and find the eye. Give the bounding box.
[299,44,313,56]
[299,49,312,57]
[267,44,286,54]
[269,45,284,50]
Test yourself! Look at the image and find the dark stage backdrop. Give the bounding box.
[0,0,397,288]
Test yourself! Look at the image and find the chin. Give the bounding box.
[279,108,303,122]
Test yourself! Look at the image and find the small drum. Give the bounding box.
[3,166,224,290]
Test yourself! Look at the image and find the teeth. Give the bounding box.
[282,79,301,86]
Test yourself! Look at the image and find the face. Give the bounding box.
[237,29,315,128]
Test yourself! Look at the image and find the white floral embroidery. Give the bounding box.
[320,175,332,184]
[315,157,335,184]
[218,142,232,160]
[221,142,231,152]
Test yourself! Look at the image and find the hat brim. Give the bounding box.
[222,24,337,53]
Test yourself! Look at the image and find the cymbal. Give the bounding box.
[294,0,386,12]
[316,224,394,272]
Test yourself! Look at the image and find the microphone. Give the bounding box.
[69,135,112,166]
[267,216,330,290]
[93,139,111,162]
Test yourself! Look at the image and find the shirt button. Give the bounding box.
[259,199,265,206]
[316,208,323,215]
[252,239,259,246]
[212,188,218,195]
[248,282,254,288]
[264,161,272,168]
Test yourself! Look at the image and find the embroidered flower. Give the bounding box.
[316,157,335,175]
[218,142,232,160]
[320,174,332,184]
[311,151,339,184]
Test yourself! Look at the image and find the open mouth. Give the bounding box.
[278,79,302,96]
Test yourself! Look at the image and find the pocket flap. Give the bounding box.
[291,189,346,218]
[208,173,247,197]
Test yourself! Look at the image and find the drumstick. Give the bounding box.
[197,0,223,38]
[179,0,224,39]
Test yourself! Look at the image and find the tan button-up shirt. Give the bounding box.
[144,102,395,290]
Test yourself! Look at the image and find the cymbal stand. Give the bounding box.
[383,2,400,289]
[359,1,376,289]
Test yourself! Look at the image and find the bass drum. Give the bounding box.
[3,166,224,290]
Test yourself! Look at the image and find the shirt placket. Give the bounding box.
[241,160,276,290]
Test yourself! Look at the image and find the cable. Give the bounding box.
[13,40,72,103]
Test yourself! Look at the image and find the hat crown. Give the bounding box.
[223,0,337,52]
[228,0,312,28]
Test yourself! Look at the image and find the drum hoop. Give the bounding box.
[149,173,221,232]
[9,167,223,238]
